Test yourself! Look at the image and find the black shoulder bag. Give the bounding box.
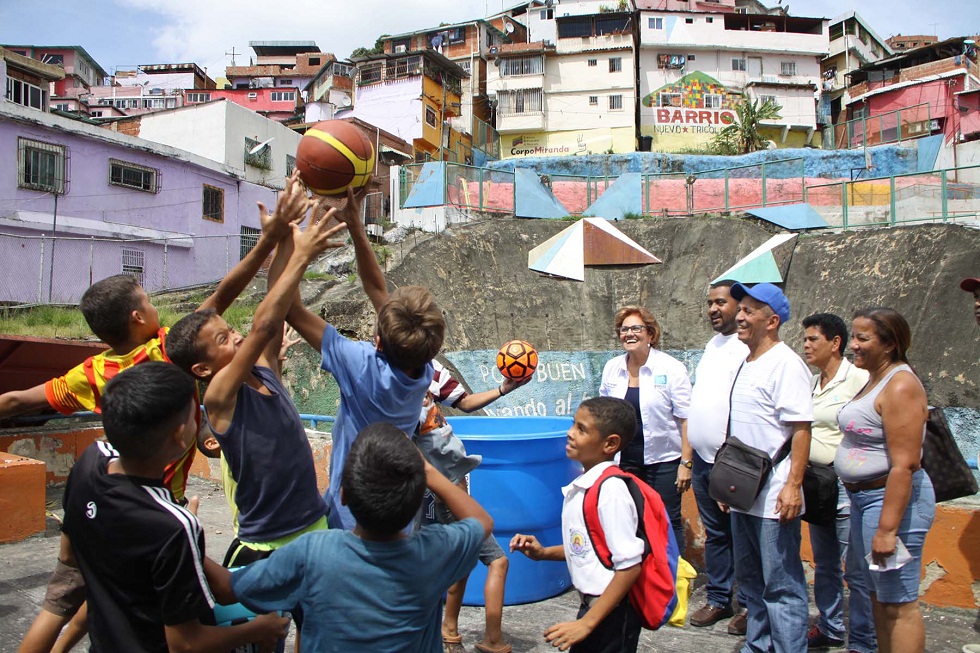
[708,363,793,512]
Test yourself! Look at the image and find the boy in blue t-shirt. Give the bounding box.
[206,422,492,652]
[281,188,445,530]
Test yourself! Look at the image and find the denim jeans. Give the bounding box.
[848,469,935,604]
[808,479,876,652]
[622,458,684,553]
[692,452,746,609]
[731,512,809,653]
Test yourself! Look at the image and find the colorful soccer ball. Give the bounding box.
[496,340,538,382]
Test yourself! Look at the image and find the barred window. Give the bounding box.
[500,55,543,77]
[18,138,68,194]
[497,88,543,115]
[109,159,159,193]
[203,184,224,222]
[240,226,261,261]
[609,57,622,73]
[780,61,797,76]
[589,96,598,106]
[609,95,623,110]
[286,154,296,177]
[121,248,145,287]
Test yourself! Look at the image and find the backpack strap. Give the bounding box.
[583,466,649,571]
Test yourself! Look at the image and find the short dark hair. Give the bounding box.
[853,307,912,364]
[710,279,737,290]
[342,422,425,535]
[101,362,196,460]
[166,309,217,377]
[79,275,144,346]
[377,287,445,371]
[802,312,849,356]
[578,397,636,452]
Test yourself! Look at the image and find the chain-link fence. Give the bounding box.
[0,232,255,306]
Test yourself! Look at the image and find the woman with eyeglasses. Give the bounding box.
[598,305,692,551]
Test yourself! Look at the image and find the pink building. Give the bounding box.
[202,87,302,123]
[1,45,107,110]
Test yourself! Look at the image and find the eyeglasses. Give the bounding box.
[618,325,647,334]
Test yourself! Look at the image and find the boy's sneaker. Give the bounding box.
[807,626,845,649]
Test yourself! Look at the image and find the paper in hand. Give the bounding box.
[866,538,912,572]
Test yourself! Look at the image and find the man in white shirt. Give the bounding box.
[726,282,813,653]
[687,281,750,634]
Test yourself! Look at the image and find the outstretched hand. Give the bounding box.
[259,170,312,240]
[291,206,348,262]
[510,533,546,560]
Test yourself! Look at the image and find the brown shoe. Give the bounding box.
[727,610,748,636]
[689,603,735,627]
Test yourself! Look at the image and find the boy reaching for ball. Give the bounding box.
[277,187,445,530]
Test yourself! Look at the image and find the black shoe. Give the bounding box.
[689,603,735,627]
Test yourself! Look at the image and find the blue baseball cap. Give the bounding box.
[730,282,790,325]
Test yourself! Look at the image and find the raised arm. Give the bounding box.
[330,185,388,313]
[424,458,493,537]
[0,384,49,420]
[204,213,347,431]
[454,375,533,413]
[199,171,309,316]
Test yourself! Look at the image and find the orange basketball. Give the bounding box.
[496,340,538,381]
[295,120,375,196]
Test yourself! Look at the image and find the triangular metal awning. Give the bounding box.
[528,218,661,282]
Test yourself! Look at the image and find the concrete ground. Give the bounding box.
[2,477,977,653]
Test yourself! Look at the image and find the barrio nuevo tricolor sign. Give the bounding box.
[651,107,737,135]
[640,71,739,152]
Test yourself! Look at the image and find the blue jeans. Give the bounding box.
[692,452,746,609]
[731,512,808,653]
[622,458,685,553]
[809,480,876,653]
[848,469,935,604]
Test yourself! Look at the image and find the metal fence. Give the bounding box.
[0,232,253,306]
[804,164,980,229]
[833,103,932,150]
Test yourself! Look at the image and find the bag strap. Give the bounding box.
[726,361,793,466]
[584,467,649,571]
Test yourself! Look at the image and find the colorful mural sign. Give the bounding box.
[500,127,634,159]
[640,71,739,152]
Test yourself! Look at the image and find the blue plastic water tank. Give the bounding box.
[446,415,579,606]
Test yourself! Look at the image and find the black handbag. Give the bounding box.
[801,462,839,527]
[708,363,792,512]
[921,407,978,502]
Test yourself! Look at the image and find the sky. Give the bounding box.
[0,0,975,77]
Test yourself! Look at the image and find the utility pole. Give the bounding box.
[226,47,239,67]
[47,191,59,303]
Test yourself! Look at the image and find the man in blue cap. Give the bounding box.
[725,282,813,653]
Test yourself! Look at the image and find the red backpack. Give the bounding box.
[583,465,680,630]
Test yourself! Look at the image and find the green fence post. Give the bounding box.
[761,162,768,207]
[941,169,948,222]
[889,176,896,226]
[724,170,730,213]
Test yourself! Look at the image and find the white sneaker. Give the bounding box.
[962,645,980,653]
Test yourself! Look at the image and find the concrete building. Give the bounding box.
[887,34,940,53]
[0,101,276,305]
[1,45,107,117]
[302,59,354,124]
[841,37,980,150]
[111,98,303,190]
[821,12,892,127]
[223,41,325,122]
[637,0,826,152]
[342,50,468,162]
[1,47,64,113]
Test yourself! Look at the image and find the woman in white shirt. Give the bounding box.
[599,305,692,551]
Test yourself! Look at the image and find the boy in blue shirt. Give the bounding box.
[206,422,492,652]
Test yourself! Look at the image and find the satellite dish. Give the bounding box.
[248,137,274,155]
[504,21,515,34]
[339,95,352,107]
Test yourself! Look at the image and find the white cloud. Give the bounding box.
[115,0,495,67]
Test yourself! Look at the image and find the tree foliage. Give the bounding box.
[350,34,388,59]
[710,97,782,155]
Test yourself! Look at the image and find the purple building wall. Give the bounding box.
[0,103,276,304]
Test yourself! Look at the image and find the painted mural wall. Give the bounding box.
[500,127,635,159]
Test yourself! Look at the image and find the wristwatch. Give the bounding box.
[680,459,693,469]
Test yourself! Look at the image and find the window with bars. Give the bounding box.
[589,96,598,106]
[121,249,145,287]
[500,55,543,77]
[359,63,383,84]
[18,138,68,194]
[780,61,797,76]
[109,159,160,193]
[609,57,622,72]
[286,154,296,177]
[497,88,543,115]
[425,106,438,127]
[759,94,779,107]
[588,59,597,67]
[240,226,261,261]
[608,95,623,110]
[203,185,224,222]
